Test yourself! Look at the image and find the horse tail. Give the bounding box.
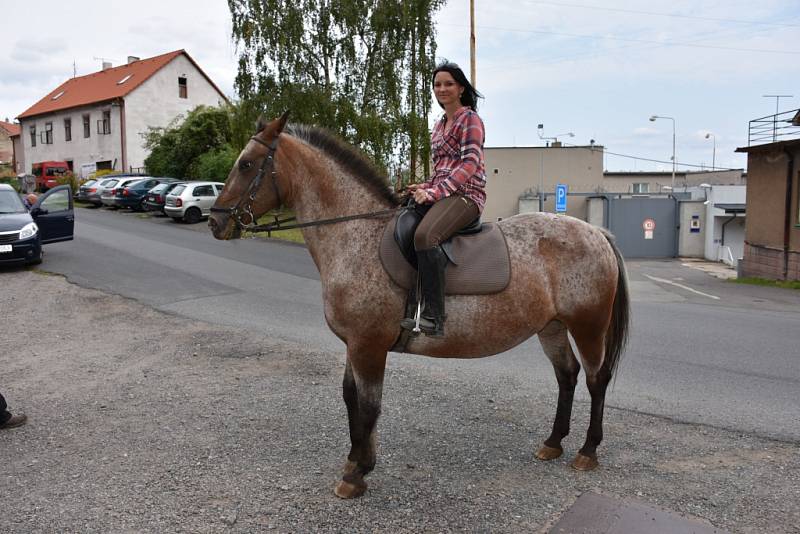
[601,229,630,377]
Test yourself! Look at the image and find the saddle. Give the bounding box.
[378,207,511,295]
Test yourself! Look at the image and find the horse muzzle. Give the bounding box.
[208,210,242,240]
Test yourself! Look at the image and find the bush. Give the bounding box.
[56,172,80,194]
[0,176,20,192]
[190,144,237,182]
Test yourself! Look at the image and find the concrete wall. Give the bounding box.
[124,54,227,171]
[12,136,23,174]
[603,170,744,194]
[678,201,705,258]
[0,127,13,165]
[18,104,123,175]
[483,145,603,221]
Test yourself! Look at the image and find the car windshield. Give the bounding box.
[82,180,96,188]
[170,185,186,196]
[150,184,168,193]
[102,179,119,188]
[0,190,27,214]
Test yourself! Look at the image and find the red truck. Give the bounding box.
[32,161,70,191]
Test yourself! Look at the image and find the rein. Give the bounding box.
[211,134,401,237]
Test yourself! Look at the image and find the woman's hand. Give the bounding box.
[413,188,433,204]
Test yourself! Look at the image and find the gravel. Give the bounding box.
[1,270,797,533]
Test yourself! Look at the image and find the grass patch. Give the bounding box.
[731,277,800,290]
[243,209,306,244]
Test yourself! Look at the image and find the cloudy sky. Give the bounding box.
[2,1,798,172]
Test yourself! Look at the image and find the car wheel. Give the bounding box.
[183,207,202,224]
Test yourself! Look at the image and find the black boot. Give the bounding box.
[400,246,447,337]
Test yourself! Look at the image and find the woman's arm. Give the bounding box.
[423,112,484,201]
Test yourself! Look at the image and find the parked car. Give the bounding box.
[164,181,225,223]
[75,179,97,201]
[115,177,177,211]
[101,177,144,208]
[85,174,146,206]
[143,181,186,215]
[0,184,74,265]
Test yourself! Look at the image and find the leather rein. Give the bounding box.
[210,134,399,236]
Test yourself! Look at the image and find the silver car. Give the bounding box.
[100,178,143,207]
[164,181,225,223]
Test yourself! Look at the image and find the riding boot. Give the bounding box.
[400,246,447,337]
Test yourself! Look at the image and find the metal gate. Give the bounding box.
[606,197,678,258]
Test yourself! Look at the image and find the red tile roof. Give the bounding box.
[0,120,21,136]
[17,50,227,120]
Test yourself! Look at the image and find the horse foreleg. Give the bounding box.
[334,346,387,499]
[535,320,580,462]
[571,330,612,471]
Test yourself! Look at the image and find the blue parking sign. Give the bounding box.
[556,184,567,213]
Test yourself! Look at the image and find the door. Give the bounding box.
[191,184,217,215]
[607,197,678,258]
[32,185,74,244]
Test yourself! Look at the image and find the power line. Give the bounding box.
[517,0,800,28]
[440,23,800,55]
[560,142,739,171]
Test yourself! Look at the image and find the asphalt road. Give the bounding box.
[40,207,800,443]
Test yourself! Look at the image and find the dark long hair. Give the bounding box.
[432,61,483,111]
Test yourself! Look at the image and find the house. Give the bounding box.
[0,120,20,168]
[735,108,800,280]
[16,50,228,177]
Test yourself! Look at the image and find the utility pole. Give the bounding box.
[762,94,793,142]
[470,0,476,87]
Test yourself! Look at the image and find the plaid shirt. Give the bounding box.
[421,106,487,212]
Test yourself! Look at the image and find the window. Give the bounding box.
[178,77,187,98]
[64,118,72,141]
[83,114,91,138]
[193,185,214,196]
[41,122,53,144]
[97,110,111,135]
[30,125,36,147]
[633,183,649,194]
[41,189,70,213]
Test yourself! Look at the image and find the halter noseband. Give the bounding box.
[210,134,281,229]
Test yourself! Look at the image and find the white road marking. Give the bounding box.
[644,274,721,300]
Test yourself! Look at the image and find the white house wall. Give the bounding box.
[703,185,747,264]
[124,55,226,173]
[18,104,123,175]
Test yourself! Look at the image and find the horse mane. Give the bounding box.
[282,124,400,207]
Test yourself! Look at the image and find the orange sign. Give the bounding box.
[642,218,656,231]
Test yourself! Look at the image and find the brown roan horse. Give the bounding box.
[209,114,630,499]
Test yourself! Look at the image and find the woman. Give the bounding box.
[400,61,486,337]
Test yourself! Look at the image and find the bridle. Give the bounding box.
[210,134,281,230]
[210,133,400,236]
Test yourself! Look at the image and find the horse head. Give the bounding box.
[209,111,290,240]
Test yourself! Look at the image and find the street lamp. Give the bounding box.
[705,132,716,170]
[649,115,676,192]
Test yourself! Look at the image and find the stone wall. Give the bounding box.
[740,243,800,280]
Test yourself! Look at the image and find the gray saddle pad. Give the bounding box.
[378,213,511,295]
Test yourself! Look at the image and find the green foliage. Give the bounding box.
[190,145,238,182]
[229,0,445,178]
[0,176,20,191]
[144,106,233,179]
[55,172,79,194]
[731,277,800,290]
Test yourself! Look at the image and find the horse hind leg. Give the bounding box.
[334,347,387,499]
[535,320,580,462]
[570,328,612,471]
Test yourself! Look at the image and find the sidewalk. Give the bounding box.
[679,257,737,280]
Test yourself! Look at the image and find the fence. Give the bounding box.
[748,108,800,146]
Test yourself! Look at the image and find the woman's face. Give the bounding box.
[433,71,463,108]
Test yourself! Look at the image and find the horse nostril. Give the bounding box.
[208,217,217,231]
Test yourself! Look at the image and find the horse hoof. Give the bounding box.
[571,453,599,471]
[334,479,367,499]
[535,445,563,461]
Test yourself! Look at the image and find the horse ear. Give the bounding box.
[277,110,290,132]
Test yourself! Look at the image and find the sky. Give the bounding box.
[2,0,799,172]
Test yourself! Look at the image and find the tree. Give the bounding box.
[228,0,445,180]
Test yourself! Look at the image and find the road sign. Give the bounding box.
[556,184,567,213]
[643,218,656,240]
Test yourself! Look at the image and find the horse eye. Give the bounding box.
[239,160,253,171]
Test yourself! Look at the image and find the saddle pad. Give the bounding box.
[378,213,511,295]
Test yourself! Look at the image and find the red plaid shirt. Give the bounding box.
[421,106,487,212]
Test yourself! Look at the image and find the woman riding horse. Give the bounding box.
[401,62,486,338]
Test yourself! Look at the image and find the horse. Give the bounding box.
[208,113,630,499]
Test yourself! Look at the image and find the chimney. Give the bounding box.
[127,56,140,64]
[102,61,113,70]
[551,141,562,148]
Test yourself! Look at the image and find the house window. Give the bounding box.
[30,125,36,147]
[41,122,53,144]
[97,110,111,135]
[178,77,187,98]
[83,114,91,138]
[633,183,649,194]
[64,118,72,141]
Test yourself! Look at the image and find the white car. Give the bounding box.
[164,181,225,223]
